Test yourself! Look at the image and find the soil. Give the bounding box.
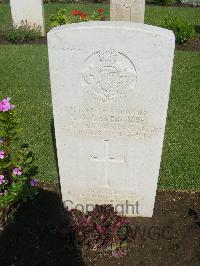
[0,32,47,45]
[176,38,200,51]
[0,184,199,266]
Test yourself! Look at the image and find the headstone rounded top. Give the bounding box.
[48,21,175,40]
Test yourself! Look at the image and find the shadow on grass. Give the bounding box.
[51,119,62,193]
[0,189,85,266]
[51,119,59,176]
[194,25,200,35]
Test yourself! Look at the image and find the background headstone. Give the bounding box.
[110,0,145,23]
[180,0,200,7]
[48,22,175,217]
[10,0,45,36]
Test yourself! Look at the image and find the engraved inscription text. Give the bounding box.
[59,107,162,139]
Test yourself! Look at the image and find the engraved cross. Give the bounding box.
[90,140,125,188]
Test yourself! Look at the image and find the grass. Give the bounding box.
[159,51,200,190]
[0,3,200,34]
[0,45,57,184]
[0,45,199,190]
[145,6,200,28]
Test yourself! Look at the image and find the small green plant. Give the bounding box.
[0,97,38,226]
[162,16,193,44]
[68,205,135,257]
[5,21,41,44]
[49,9,70,27]
[90,8,105,21]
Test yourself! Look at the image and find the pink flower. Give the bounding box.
[0,138,4,144]
[12,167,22,176]
[0,192,3,196]
[0,175,5,185]
[0,97,15,112]
[0,151,5,159]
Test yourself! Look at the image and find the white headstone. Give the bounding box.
[10,0,45,36]
[110,0,145,23]
[48,22,175,217]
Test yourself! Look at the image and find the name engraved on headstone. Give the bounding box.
[60,107,162,139]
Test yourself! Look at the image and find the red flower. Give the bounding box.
[98,8,104,13]
[80,12,87,19]
[71,10,80,16]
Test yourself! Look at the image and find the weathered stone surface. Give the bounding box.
[110,0,145,23]
[48,22,175,217]
[10,0,45,35]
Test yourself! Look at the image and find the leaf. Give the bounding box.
[25,156,33,164]
[0,129,7,136]
[111,242,118,251]
[2,161,13,169]
[121,241,127,248]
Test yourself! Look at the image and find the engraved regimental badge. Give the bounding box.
[81,49,137,103]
